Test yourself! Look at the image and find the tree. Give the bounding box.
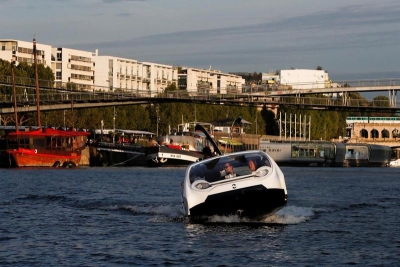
[261,105,278,135]
[370,95,391,117]
[164,83,178,91]
[371,95,390,107]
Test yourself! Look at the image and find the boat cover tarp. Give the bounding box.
[218,139,243,146]
[7,128,90,137]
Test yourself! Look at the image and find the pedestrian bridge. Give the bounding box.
[0,75,399,114]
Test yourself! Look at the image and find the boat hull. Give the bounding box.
[8,149,81,167]
[189,185,287,220]
[389,158,400,167]
[91,146,146,166]
[5,128,90,168]
[146,146,203,167]
[181,150,288,222]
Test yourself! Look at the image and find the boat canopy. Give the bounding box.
[174,131,207,138]
[93,129,155,136]
[188,151,272,184]
[7,128,90,137]
[218,139,243,146]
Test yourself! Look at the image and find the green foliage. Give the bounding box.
[164,83,178,91]
[237,72,263,84]
[371,95,390,107]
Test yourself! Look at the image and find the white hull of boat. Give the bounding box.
[389,158,400,167]
[181,150,287,221]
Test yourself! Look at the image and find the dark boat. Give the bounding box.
[91,129,155,166]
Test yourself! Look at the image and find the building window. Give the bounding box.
[56,72,62,80]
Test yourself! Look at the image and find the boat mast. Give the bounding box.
[11,58,19,133]
[33,38,41,128]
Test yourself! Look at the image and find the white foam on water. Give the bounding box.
[203,205,316,224]
[104,203,318,225]
[261,206,315,224]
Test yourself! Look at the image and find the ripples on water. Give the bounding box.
[0,167,399,266]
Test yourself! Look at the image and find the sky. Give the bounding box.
[1,0,400,81]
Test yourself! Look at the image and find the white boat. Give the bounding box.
[180,150,288,222]
[145,131,215,167]
[389,158,400,167]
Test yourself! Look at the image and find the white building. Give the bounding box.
[93,58,177,96]
[0,39,178,96]
[52,47,95,90]
[261,71,279,85]
[140,62,178,96]
[0,39,52,67]
[178,67,244,95]
[279,69,330,90]
[94,53,139,92]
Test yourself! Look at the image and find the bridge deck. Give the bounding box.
[0,75,399,114]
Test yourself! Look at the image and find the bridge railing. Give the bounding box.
[2,74,400,93]
[334,78,400,87]
[0,75,399,109]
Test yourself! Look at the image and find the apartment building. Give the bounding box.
[178,67,244,95]
[94,54,139,92]
[52,47,95,90]
[2,39,249,96]
[141,62,178,96]
[0,39,178,96]
[90,56,178,95]
[0,39,52,66]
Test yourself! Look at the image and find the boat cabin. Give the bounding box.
[188,151,272,184]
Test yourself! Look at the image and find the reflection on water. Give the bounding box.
[0,167,399,266]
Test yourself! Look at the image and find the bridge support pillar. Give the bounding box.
[389,89,397,107]
[342,92,349,106]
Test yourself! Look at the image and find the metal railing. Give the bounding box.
[1,75,399,111]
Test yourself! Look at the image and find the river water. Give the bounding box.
[0,166,399,266]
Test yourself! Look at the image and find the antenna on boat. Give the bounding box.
[33,38,41,129]
[11,58,19,133]
[226,116,242,154]
[195,124,222,156]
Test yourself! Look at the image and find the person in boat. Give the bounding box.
[248,159,257,172]
[147,137,158,147]
[202,146,213,159]
[223,162,236,179]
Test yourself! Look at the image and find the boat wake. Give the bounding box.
[99,203,186,222]
[262,205,316,224]
[202,205,316,225]
[113,204,317,225]
[15,194,317,225]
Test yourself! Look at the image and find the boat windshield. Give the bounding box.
[188,152,271,184]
